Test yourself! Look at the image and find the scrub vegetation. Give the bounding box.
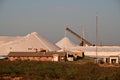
[0,60,120,80]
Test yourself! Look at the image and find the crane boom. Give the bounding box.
[66,27,92,46]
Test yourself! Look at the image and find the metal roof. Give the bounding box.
[8,52,66,57]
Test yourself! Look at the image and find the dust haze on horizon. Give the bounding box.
[0,0,120,46]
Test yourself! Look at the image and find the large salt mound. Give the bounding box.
[56,37,78,49]
[0,32,60,55]
[0,36,21,46]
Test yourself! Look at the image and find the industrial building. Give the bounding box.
[8,52,66,62]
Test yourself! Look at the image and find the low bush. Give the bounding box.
[0,61,120,80]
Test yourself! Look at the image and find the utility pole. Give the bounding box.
[65,24,69,37]
[65,28,67,37]
[96,13,98,63]
[81,25,84,46]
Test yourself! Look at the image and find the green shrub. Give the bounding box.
[0,61,120,80]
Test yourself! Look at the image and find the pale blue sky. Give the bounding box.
[0,0,120,45]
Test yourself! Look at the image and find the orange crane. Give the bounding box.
[66,27,92,46]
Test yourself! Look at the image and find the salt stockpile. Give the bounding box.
[67,46,120,57]
[0,36,22,46]
[56,37,78,49]
[0,32,60,55]
[56,37,120,57]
